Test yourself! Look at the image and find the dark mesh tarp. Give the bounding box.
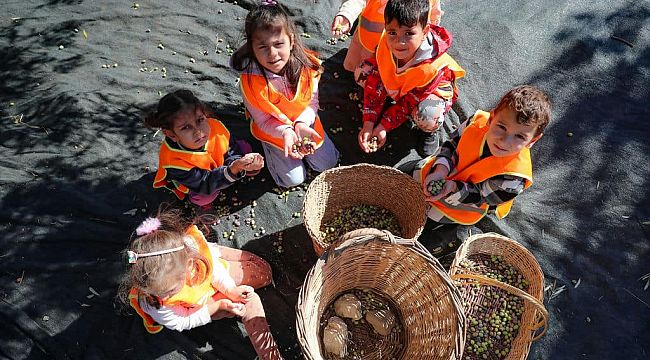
[1,0,649,359]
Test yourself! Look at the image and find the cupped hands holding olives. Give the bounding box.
[358,121,387,153]
[283,122,322,159]
[423,163,456,201]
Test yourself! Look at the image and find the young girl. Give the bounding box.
[145,89,265,207]
[119,208,283,360]
[231,1,339,188]
[330,0,443,72]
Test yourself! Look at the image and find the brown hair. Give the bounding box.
[143,89,212,130]
[117,207,211,309]
[494,85,552,136]
[230,2,321,94]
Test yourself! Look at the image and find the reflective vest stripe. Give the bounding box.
[359,14,384,33]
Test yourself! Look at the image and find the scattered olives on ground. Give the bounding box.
[320,204,401,244]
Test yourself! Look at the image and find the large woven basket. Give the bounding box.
[297,228,466,360]
[448,233,548,360]
[302,163,427,256]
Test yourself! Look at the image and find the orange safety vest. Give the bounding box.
[375,30,465,100]
[129,225,230,333]
[357,0,442,53]
[418,110,533,225]
[239,55,325,151]
[153,118,231,200]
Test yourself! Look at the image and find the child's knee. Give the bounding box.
[253,258,273,287]
[274,172,305,188]
[412,98,447,132]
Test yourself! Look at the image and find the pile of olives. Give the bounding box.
[426,179,445,196]
[292,136,316,155]
[320,204,401,244]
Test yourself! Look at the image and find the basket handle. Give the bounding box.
[338,228,417,246]
[451,273,548,340]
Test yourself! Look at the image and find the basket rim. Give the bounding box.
[449,232,545,299]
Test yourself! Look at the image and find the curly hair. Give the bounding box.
[494,85,552,136]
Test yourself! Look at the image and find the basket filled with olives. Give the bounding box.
[448,233,548,360]
[302,163,427,256]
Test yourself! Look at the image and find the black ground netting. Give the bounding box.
[1,0,649,359]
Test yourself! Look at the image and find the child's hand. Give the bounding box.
[282,128,303,159]
[225,285,255,304]
[430,164,449,181]
[330,15,351,36]
[294,122,323,155]
[358,121,374,153]
[423,164,450,197]
[425,180,457,203]
[370,123,387,151]
[214,298,246,318]
[240,153,265,172]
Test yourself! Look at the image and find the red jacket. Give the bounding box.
[360,26,463,132]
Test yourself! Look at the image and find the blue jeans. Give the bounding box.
[261,133,339,187]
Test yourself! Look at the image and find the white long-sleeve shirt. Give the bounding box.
[336,0,367,24]
[139,243,236,332]
[242,64,319,139]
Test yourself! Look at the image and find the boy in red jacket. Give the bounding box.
[356,0,464,157]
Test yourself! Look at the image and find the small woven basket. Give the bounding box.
[297,228,466,360]
[302,163,427,256]
[448,233,548,360]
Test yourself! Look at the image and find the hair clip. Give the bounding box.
[261,0,277,6]
[127,250,138,264]
[136,217,161,236]
[126,246,185,264]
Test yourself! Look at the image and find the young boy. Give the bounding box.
[355,0,465,157]
[402,85,552,226]
[330,0,443,72]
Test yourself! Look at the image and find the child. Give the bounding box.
[355,0,465,157]
[330,0,443,72]
[120,208,283,360]
[231,1,339,188]
[402,85,551,226]
[145,90,264,207]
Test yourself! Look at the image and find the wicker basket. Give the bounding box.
[297,228,466,360]
[302,163,427,256]
[448,233,548,360]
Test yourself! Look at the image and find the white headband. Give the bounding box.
[127,246,185,264]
